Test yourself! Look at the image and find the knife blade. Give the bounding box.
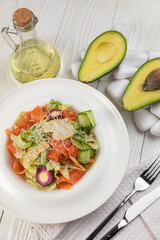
[100,185,160,240]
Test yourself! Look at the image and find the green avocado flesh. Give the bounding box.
[122,58,160,111]
[78,31,127,83]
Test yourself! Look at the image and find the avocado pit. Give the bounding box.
[143,68,160,91]
[122,58,160,111]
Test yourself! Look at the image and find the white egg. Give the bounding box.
[80,47,88,60]
[107,79,129,106]
[99,71,113,81]
[113,63,138,79]
[150,120,160,136]
[148,46,160,60]
[134,109,158,132]
[122,50,148,67]
[71,62,81,80]
[112,23,129,40]
[150,102,160,118]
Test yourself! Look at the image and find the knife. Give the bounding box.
[100,186,160,240]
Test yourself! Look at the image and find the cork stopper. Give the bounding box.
[13,8,32,27]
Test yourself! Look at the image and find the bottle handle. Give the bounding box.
[1,27,18,50]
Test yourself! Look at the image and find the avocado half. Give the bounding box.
[122,58,160,111]
[78,31,127,83]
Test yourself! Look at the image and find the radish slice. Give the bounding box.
[47,109,62,120]
[36,166,53,186]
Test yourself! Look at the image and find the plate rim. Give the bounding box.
[0,78,129,223]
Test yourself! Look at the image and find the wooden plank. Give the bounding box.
[114,0,160,52]
[0,0,18,96]
[0,1,69,239]
[97,0,160,166]
[0,0,18,49]
[113,0,148,166]
[14,0,68,43]
[1,0,160,239]
[54,0,119,90]
[115,0,160,163]
[0,1,119,239]
[0,212,30,240]
[0,210,4,223]
[0,0,69,97]
[0,0,17,228]
[132,0,160,162]
[141,132,160,162]
[97,79,144,167]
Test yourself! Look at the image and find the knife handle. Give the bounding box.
[100,219,128,240]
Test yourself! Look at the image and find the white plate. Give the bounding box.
[0,78,129,224]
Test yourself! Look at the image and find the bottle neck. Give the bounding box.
[17,27,39,45]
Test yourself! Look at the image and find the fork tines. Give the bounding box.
[141,155,160,183]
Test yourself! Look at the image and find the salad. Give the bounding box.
[5,99,99,191]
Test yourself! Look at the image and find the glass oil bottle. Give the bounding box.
[1,8,60,83]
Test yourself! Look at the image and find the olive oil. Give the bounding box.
[10,39,60,83]
[2,8,61,84]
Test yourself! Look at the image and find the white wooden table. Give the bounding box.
[0,0,160,239]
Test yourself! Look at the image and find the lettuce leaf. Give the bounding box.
[33,151,48,166]
[59,166,70,179]
[45,99,69,112]
[25,165,37,181]
[26,164,57,191]
[26,178,57,191]
[46,160,60,180]
[46,160,60,171]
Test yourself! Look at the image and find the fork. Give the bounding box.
[86,155,160,240]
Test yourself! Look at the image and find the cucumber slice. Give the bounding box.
[73,134,83,142]
[87,141,100,150]
[84,134,97,143]
[16,133,32,150]
[21,129,33,142]
[90,149,97,158]
[78,149,90,163]
[78,113,91,128]
[74,121,80,130]
[82,110,96,126]
[72,138,89,150]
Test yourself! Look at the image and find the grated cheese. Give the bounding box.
[42,118,74,140]
[22,142,49,169]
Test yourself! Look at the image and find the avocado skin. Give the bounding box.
[122,58,160,111]
[78,31,127,83]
